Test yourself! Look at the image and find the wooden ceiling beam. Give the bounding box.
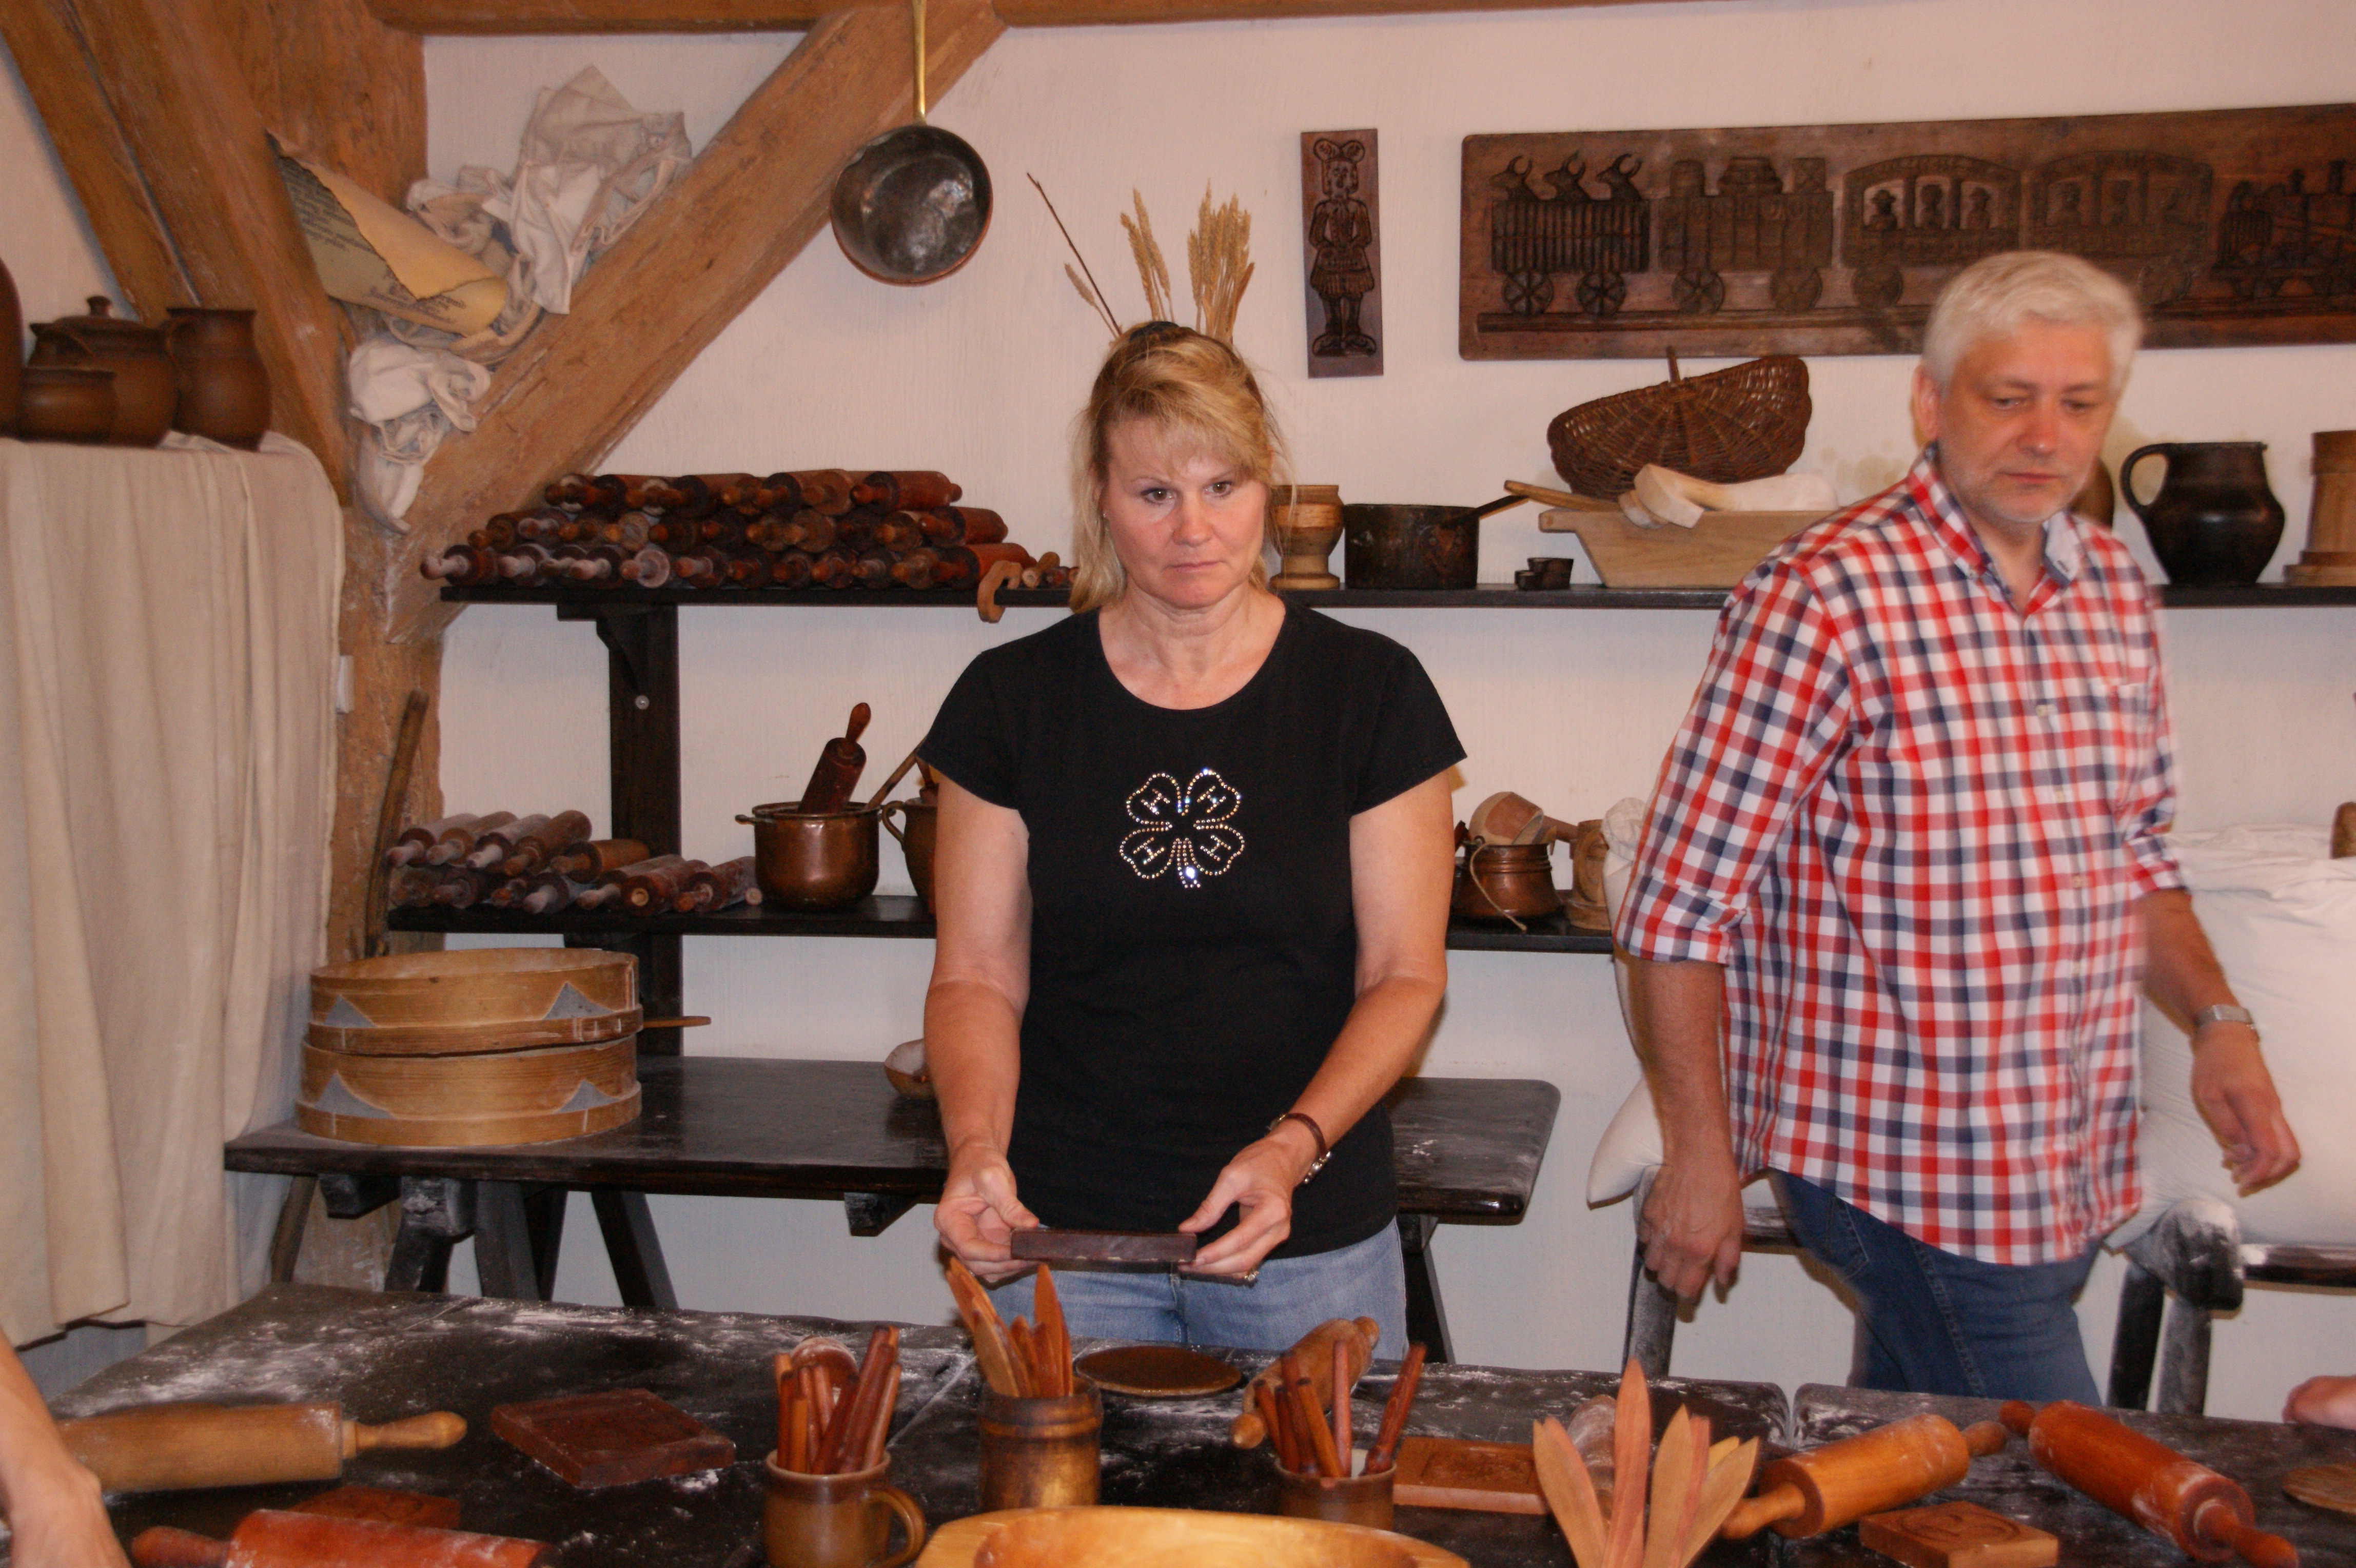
[385,0,1005,642]
[368,0,1688,30]
[225,0,428,208]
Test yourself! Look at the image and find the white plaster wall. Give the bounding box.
[0,47,117,351]
[425,0,2356,1422]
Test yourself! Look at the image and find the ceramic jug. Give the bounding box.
[166,306,269,448]
[2121,441,2284,586]
[31,297,176,446]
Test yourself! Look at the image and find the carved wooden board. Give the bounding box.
[1389,1435,1545,1514]
[1303,128,1384,378]
[1858,1500,2058,1568]
[1461,103,2356,360]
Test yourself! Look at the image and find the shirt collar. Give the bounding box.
[1908,444,2085,602]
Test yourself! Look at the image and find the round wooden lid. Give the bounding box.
[1072,1344,1242,1399]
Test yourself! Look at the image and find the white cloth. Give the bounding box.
[2117,825,2356,1248]
[0,435,340,1345]
[347,338,493,523]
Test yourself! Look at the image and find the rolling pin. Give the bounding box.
[60,1403,465,1493]
[2000,1400,2299,1566]
[796,702,871,814]
[131,1511,551,1568]
[1230,1318,1379,1447]
[1720,1412,2007,1539]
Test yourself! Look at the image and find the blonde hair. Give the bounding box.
[1922,250,2142,393]
[1068,322,1289,612]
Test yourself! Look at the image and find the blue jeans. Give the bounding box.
[1775,1172,2102,1404]
[985,1224,1410,1359]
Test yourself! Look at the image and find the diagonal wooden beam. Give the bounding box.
[369,0,1710,28]
[224,0,428,208]
[387,0,1004,641]
[59,0,354,494]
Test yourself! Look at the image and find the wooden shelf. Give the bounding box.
[444,580,2356,612]
[388,897,1613,953]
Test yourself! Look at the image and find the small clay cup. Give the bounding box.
[166,306,269,448]
[977,1378,1101,1512]
[761,1454,926,1568]
[1273,1457,1395,1530]
[17,365,116,444]
[881,798,936,912]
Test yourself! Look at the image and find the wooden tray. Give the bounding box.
[489,1389,733,1489]
[917,1507,1467,1566]
[1389,1435,1545,1515]
[296,1038,640,1147]
[1539,502,1825,589]
[1073,1345,1242,1399]
[308,948,637,1056]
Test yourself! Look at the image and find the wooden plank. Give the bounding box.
[226,0,427,207]
[62,0,354,491]
[387,0,1005,643]
[369,0,1706,27]
[0,0,189,320]
[995,0,1678,23]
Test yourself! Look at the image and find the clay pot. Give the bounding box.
[0,255,21,436]
[2121,441,2285,586]
[31,297,176,447]
[17,365,116,444]
[166,307,269,448]
[737,800,880,911]
[882,798,937,912]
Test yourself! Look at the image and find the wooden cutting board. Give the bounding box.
[1859,1501,2058,1568]
[489,1389,734,1489]
[1389,1435,1545,1515]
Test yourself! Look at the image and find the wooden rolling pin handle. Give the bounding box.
[1719,1481,1805,1540]
[1962,1419,2009,1458]
[130,1527,230,1567]
[346,1410,467,1455]
[1999,1399,2038,1437]
[2194,1498,2300,1568]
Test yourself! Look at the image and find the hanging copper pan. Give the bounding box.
[830,0,993,285]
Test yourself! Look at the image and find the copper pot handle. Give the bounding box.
[880,800,908,848]
[1465,842,1529,934]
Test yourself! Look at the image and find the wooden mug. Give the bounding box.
[761,1455,926,1568]
[977,1378,1101,1511]
[1274,1458,1394,1531]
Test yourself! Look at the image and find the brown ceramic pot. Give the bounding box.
[2121,441,2285,586]
[881,799,936,912]
[166,307,269,448]
[0,255,21,436]
[1451,840,1562,923]
[30,297,175,447]
[17,365,116,444]
[761,1455,926,1568]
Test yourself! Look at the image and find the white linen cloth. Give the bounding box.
[0,434,340,1345]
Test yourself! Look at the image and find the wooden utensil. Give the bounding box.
[1008,1229,1197,1266]
[128,1512,552,1568]
[2284,1461,2356,1518]
[798,702,872,815]
[1230,1318,1380,1448]
[1859,1501,2058,1568]
[1032,1265,1071,1396]
[1534,1418,1609,1567]
[1397,1435,1544,1514]
[1721,1413,2007,1541]
[2000,1400,2298,1566]
[58,1404,464,1494]
[918,1505,1469,1567]
[945,1256,1025,1398]
[1363,1342,1426,1475]
[1605,1359,1651,1568]
[488,1388,733,1489]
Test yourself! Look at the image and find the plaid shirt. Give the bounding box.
[1616,449,2182,1264]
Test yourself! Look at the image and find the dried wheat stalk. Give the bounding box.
[1188,186,1254,345]
[1030,174,1121,337]
[1121,190,1174,324]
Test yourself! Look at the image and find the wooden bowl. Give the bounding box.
[915,1507,1464,1567]
[1539,501,1824,589]
[308,948,638,1056]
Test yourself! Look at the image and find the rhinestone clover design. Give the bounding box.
[1119,767,1245,890]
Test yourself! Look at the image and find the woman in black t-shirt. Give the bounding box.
[918,324,1462,1353]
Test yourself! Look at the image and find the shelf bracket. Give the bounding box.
[842,1191,918,1237]
[560,602,660,700]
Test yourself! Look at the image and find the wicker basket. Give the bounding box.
[1548,352,1811,499]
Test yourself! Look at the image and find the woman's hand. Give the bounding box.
[933,1146,1040,1283]
[2,1456,129,1568]
[1180,1121,1319,1276]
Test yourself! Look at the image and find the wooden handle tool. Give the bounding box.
[1719,1413,2007,1540]
[796,702,871,814]
[2001,1400,2298,1566]
[1231,1318,1380,1447]
[131,1510,553,1568]
[1008,1228,1196,1266]
[61,1403,465,1494]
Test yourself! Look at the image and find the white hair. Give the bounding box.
[1921,250,2143,393]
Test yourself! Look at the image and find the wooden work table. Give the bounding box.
[48,1284,1783,1567]
[223,1057,1561,1363]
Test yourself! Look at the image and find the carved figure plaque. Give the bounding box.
[1303,129,1384,377]
[1461,103,2356,359]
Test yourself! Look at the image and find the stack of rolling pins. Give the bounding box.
[296,949,643,1146]
[420,469,1070,598]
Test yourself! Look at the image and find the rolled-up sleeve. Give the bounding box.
[1616,562,1856,964]
[2117,587,2185,898]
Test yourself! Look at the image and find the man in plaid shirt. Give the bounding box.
[1616,251,2301,1401]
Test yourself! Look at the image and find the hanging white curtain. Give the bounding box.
[0,433,340,1345]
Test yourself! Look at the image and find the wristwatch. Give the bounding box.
[2192,1004,2257,1038]
[1268,1111,1332,1185]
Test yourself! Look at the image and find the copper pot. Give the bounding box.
[737,800,880,911]
[17,365,116,444]
[882,798,937,912]
[1451,839,1562,923]
[30,297,175,446]
[166,306,269,448]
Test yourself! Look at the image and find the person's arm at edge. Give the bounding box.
[1185,770,1455,1275]
[1622,955,1744,1301]
[0,1341,130,1568]
[924,778,1041,1279]
[2139,888,2300,1194]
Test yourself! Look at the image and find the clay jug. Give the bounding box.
[0,254,20,436]
[2121,441,2284,586]
[166,306,269,448]
[30,296,176,446]
[18,365,116,443]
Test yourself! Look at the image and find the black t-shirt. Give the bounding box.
[919,601,1464,1258]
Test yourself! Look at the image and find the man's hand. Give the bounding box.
[932,1147,1039,1282]
[1640,1150,1745,1302]
[2284,1375,2356,1429]
[2188,1023,2301,1194]
[1181,1128,1310,1276]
